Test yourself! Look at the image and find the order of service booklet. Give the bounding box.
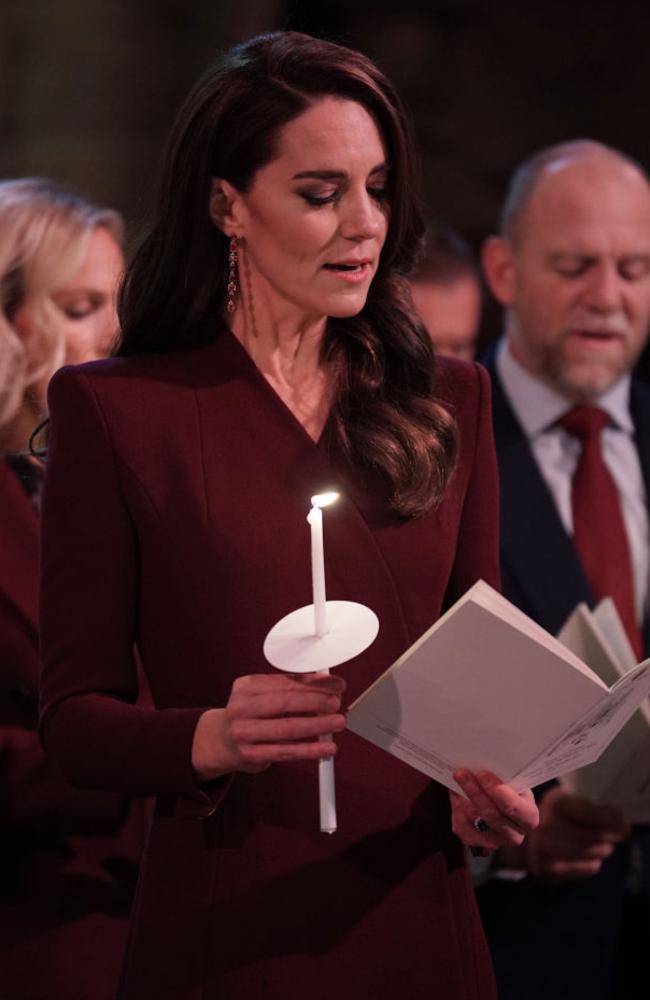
[557,598,650,823]
[346,580,650,797]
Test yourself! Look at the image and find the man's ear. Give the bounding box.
[209,178,244,237]
[481,236,517,306]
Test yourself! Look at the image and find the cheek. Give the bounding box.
[11,304,37,344]
[246,205,334,267]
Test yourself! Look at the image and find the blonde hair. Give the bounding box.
[0,178,123,430]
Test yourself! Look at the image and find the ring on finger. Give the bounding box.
[473,817,491,834]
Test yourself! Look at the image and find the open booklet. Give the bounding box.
[557,599,650,823]
[346,580,650,796]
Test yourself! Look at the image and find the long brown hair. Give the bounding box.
[118,31,457,516]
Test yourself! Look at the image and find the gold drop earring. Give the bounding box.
[227,235,238,314]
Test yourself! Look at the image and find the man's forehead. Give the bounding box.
[520,169,650,253]
[528,157,650,218]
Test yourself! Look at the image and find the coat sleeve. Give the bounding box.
[39,366,227,816]
[443,361,501,606]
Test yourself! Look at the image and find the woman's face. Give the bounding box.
[224,97,391,323]
[14,225,124,367]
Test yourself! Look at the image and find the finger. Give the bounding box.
[230,712,346,744]
[238,738,340,768]
[540,837,616,861]
[454,769,536,836]
[543,825,626,849]
[449,791,496,849]
[540,858,606,881]
[297,671,347,693]
[554,794,628,833]
[234,673,346,695]
[230,689,343,720]
[473,771,538,833]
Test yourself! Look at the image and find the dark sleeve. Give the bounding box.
[39,367,228,816]
[443,362,501,605]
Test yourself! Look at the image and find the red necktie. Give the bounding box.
[559,406,643,661]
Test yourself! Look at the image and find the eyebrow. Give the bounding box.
[291,162,389,180]
[549,252,650,262]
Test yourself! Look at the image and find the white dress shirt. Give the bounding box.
[496,339,649,625]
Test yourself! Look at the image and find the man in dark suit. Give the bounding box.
[476,140,650,1000]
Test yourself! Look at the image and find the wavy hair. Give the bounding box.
[0,177,123,433]
[118,31,457,516]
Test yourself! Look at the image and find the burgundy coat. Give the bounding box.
[0,460,144,1000]
[40,332,500,1000]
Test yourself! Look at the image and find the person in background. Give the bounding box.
[0,178,143,1000]
[38,32,537,1000]
[477,140,650,1000]
[409,223,482,361]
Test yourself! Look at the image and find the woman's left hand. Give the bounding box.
[450,768,539,853]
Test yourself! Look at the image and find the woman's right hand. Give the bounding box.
[191,672,346,781]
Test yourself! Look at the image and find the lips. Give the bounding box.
[323,259,372,272]
[566,327,626,345]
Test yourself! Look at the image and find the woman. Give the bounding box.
[0,178,142,1000]
[39,33,537,999]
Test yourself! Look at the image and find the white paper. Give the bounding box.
[346,581,650,796]
[558,600,650,822]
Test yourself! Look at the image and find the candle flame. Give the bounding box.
[311,491,339,509]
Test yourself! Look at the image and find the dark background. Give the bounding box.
[3,0,649,349]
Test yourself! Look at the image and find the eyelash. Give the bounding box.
[62,304,97,320]
[302,186,389,207]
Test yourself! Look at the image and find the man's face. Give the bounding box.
[410,273,481,361]
[493,157,650,400]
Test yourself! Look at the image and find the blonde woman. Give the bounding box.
[0,179,142,1000]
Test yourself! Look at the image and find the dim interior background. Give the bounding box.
[3,0,649,364]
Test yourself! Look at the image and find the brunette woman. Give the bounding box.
[39,33,537,999]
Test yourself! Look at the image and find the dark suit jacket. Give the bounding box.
[0,458,144,1000]
[39,333,500,1000]
[478,348,650,1000]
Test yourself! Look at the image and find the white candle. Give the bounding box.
[307,492,339,637]
[307,491,339,834]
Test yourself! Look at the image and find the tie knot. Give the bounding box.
[558,405,609,441]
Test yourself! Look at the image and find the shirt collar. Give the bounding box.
[496,337,634,439]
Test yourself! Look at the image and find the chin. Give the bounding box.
[325,293,371,320]
[555,361,626,401]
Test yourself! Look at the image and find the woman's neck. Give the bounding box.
[229,290,333,442]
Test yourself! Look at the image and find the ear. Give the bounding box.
[481,236,516,306]
[209,178,246,237]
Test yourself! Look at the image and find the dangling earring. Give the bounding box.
[227,235,238,314]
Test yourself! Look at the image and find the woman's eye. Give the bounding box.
[65,306,93,319]
[367,185,389,202]
[300,189,338,207]
[56,296,97,320]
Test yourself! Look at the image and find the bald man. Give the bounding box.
[478,141,650,1000]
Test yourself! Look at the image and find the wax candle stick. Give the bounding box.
[307,505,327,637]
[307,492,339,833]
[318,750,337,834]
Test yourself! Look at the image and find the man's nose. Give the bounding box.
[583,262,623,312]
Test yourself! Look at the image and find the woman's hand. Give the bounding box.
[450,768,539,853]
[192,672,346,781]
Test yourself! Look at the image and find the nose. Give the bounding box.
[583,261,623,313]
[339,189,382,242]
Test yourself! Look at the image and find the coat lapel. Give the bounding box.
[487,363,592,634]
[191,333,412,700]
[630,379,650,650]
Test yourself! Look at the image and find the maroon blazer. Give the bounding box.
[40,332,500,1000]
[0,459,144,1000]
